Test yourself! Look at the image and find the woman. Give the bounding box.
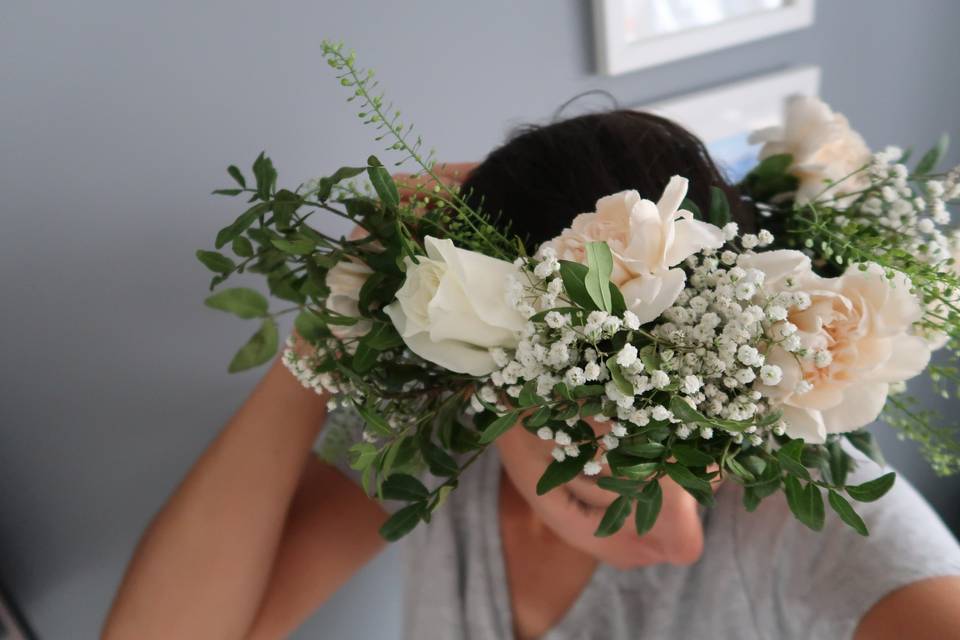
[103,111,960,639]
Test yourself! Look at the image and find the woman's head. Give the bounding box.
[464,109,738,567]
[460,109,751,249]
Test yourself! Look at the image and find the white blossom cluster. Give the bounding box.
[859,147,960,265]
[483,240,812,476]
[281,336,362,410]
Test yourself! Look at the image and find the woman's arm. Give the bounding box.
[854,576,960,640]
[103,339,387,639]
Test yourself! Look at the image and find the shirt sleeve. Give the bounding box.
[733,451,960,640]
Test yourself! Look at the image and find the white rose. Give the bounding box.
[540,175,725,323]
[749,96,872,207]
[384,236,526,376]
[755,262,930,443]
[325,258,374,340]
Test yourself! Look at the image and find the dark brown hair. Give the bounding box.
[459,110,752,249]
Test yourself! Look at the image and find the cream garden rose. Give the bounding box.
[540,175,725,324]
[752,257,931,443]
[749,96,872,207]
[325,258,374,340]
[384,236,526,376]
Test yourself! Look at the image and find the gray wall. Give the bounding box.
[3,1,960,638]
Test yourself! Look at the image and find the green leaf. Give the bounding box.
[914,133,949,175]
[584,241,614,312]
[215,202,270,249]
[227,165,246,188]
[828,489,869,536]
[524,406,552,429]
[634,481,663,535]
[422,442,458,477]
[518,380,541,408]
[352,342,379,373]
[381,473,429,501]
[606,451,659,480]
[379,503,426,541]
[618,440,664,458]
[479,410,520,444]
[356,402,392,436]
[271,189,302,228]
[361,322,405,351]
[536,445,597,495]
[212,188,243,196]
[708,186,731,226]
[845,430,885,467]
[367,155,400,208]
[846,472,896,503]
[231,235,254,258]
[558,260,596,310]
[571,384,606,399]
[605,359,634,397]
[680,197,701,218]
[671,444,714,467]
[294,308,327,342]
[638,345,659,373]
[227,318,278,372]
[826,439,852,487]
[348,442,377,471]
[776,439,810,481]
[205,287,268,319]
[315,166,366,201]
[668,396,711,427]
[664,462,713,501]
[725,456,756,483]
[196,249,236,274]
[594,495,632,537]
[252,151,277,200]
[784,476,825,531]
[596,476,642,495]
[271,238,315,255]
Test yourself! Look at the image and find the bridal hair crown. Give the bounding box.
[198,41,960,541]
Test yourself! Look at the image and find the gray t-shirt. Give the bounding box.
[331,439,960,639]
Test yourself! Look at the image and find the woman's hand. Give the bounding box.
[392,161,478,214]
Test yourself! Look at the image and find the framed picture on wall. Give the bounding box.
[594,0,816,75]
[640,65,821,182]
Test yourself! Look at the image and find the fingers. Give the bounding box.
[392,162,479,213]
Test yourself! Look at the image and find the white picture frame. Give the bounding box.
[641,65,821,182]
[594,0,816,75]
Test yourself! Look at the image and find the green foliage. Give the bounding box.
[228,318,278,372]
[204,287,268,319]
[634,481,663,535]
[594,495,632,537]
[584,241,614,312]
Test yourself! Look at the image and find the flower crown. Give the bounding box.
[198,41,960,542]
